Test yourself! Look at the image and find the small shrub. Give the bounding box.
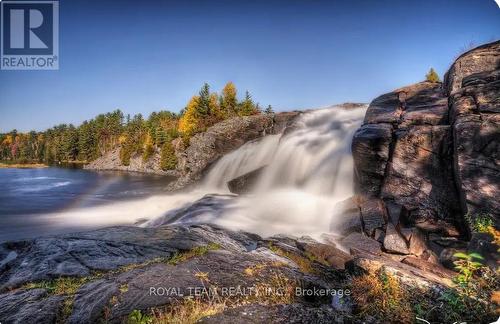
[128,309,153,324]
[351,270,413,322]
[160,142,177,171]
[466,213,494,233]
[453,252,484,284]
[425,68,441,83]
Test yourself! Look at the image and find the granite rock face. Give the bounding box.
[444,41,500,94]
[353,82,461,228]
[449,69,500,226]
[352,40,500,233]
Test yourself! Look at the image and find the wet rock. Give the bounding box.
[383,224,409,254]
[227,167,266,194]
[272,111,303,134]
[329,197,362,235]
[341,233,382,255]
[144,194,236,226]
[171,112,299,190]
[0,225,262,291]
[0,289,64,324]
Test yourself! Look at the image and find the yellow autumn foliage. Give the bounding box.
[178,96,201,137]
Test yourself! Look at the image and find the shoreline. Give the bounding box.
[0,162,48,169]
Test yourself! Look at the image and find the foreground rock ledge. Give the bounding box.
[0,224,465,324]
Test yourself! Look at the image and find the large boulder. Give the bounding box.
[227,166,266,194]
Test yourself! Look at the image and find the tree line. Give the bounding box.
[0,82,274,170]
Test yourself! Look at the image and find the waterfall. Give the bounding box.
[202,134,281,190]
[49,106,367,238]
[203,106,368,237]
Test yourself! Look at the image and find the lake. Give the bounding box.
[0,167,173,242]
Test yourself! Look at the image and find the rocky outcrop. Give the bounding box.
[353,81,461,229]
[84,147,178,177]
[0,221,473,324]
[449,69,500,226]
[171,112,300,190]
[352,40,500,234]
[227,166,266,194]
[444,41,500,94]
[0,224,354,323]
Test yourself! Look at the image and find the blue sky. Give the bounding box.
[0,0,499,132]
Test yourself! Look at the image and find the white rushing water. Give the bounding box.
[204,106,367,237]
[51,106,367,238]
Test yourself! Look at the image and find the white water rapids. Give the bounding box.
[51,106,367,238]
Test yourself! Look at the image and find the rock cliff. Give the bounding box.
[352,40,500,234]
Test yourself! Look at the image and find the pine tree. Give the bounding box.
[238,91,259,116]
[426,68,441,83]
[265,105,274,114]
[198,83,211,116]
[160,141,177,170]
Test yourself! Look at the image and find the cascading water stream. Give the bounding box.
[200,106,368,237]
[49,106,367,238]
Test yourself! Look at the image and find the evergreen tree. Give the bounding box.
[160,141,177,170]
[426,68,441,83]
[238,91,259,116]
[198,83,211,116]
[265,105,274,114]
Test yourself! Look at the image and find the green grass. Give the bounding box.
[167,243,221,265]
